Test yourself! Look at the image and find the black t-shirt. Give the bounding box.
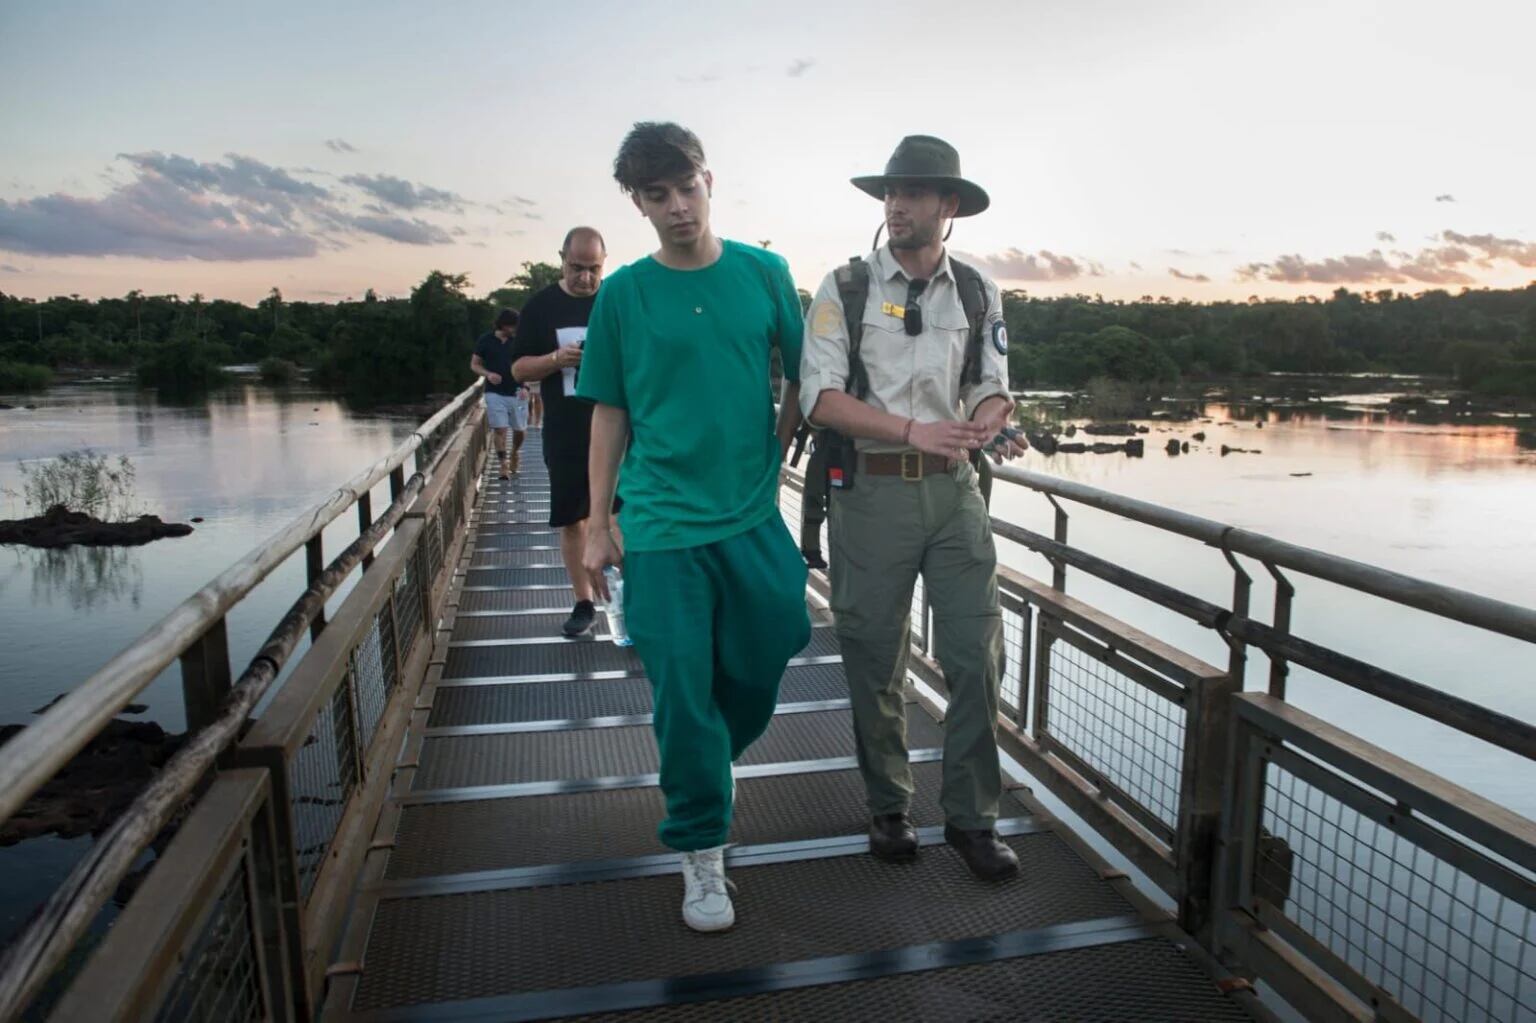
[473,331,520,396]
[510,284,598,455]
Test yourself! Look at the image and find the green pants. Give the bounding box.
[624,514,812,851]
[828,462,1004,830]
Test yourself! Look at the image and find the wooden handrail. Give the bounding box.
[991,464,1536,646]
[0,381,482,831]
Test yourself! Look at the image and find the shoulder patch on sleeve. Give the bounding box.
[812,298,842,337]
[991,320,1009,355]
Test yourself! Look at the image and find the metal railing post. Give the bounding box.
[1174,666,1242,944]
[1264,563,1294,699]
[1047,494,1069,591]
[1221,545,1251,690]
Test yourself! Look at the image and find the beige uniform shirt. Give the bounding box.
[798,245,1011,453]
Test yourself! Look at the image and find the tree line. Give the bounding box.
[2,269,1534,402]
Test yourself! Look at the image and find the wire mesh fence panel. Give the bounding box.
[392,545,424,662]
[425,512,445,586]
[353,614,389,754]
[1259,759,1536,1023]
[1045,636,1186,834]
[999,601,1029,718]
[288,682,359,900]
[153,863,263,1023]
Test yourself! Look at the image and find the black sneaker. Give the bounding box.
[562,600,596,637]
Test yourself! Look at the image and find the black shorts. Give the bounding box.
[545,449,622,528]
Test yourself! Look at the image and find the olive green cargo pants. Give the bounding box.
[828,461,1004,830]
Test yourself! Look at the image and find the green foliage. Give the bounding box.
[999,282,1536,396]
[316,270,491,405]
[258,357,301,384]
[487,261,563,309]
[20,450,138,519]
[0,360,53,392]
[135,323,232,398]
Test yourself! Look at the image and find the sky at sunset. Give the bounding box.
[1,0,1532,304]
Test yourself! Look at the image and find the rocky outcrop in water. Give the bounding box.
[0,505,193,549]
[0,719,184,845]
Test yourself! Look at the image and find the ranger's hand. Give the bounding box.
[553,345,583,368]
[908,419,993,462]
[485,372,502,386]
[986,426,1030,465]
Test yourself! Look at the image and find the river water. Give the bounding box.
[0,380,1533,966]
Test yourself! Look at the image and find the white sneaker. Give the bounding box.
[680,846,735,932]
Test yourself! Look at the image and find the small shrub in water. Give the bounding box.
[20,450,139,520]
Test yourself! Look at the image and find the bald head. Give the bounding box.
[559,226,607,298]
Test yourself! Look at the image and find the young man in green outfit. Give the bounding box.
[577,122,811,933]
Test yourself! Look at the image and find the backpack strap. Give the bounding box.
[832,257,871,400]
[948,255,990,388]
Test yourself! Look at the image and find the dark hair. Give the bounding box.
[561,226,607,254]
[494,308,519,329]
[613,122,706,194]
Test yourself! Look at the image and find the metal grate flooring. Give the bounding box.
[326,432,1257,1022]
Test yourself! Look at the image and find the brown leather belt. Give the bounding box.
[861,451,952,480]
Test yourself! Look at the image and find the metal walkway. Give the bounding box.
[324,432,1257,1022]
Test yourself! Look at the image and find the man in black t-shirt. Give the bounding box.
[512,226,609,636]
[471,308,529,479]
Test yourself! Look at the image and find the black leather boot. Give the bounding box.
[869,813,919,863]
[944,824,1020,881]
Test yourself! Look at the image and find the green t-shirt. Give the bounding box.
[576,239,803,552]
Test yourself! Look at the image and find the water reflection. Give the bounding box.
[24,546,144,612]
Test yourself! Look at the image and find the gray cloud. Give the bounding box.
[0,151,458,260]
[1376,231,1396,243]
[1237,248,1472,285]
[1238,229,1536,286]
[342,213,452,245]
[1,264,22,273]
[1129,261,1143,270]
[325,138,357,154]
[511,195,537,206]
[1435,194,1456,203]
[787,57,815,77]
[953,248,1103,282]
[1441,230,1536,267]
[342,172,463,212]
[1168,268,1211,283]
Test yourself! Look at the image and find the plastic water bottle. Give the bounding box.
[603,566,633,647]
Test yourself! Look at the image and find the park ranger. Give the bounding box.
[799,135,1027,882]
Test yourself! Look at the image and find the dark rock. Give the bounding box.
[190,516,204,523]
[0,403,13,410]
[1181,441,1190,453]
[1064,424,1078,437]
[1136,425,1150,434]
[1290,472,1312,477]
[0,718,185,845]
[1256,420,1264,428]
[1221,445,1259,455]
[1057,442,1087,453]
[1126,438,1144,457]
[1026,431,1058,455]
[1083,423,1139,436]
[0,505,194,549]
[1192,431,1206,442]
[1165,439,1181,455]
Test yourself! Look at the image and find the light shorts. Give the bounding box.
[485,390,529,431]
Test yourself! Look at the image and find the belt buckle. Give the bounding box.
[900,451,922,481]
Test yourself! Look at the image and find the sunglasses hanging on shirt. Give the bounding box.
[904,278,929,337]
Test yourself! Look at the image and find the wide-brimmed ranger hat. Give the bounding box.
[851,135,989,217]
